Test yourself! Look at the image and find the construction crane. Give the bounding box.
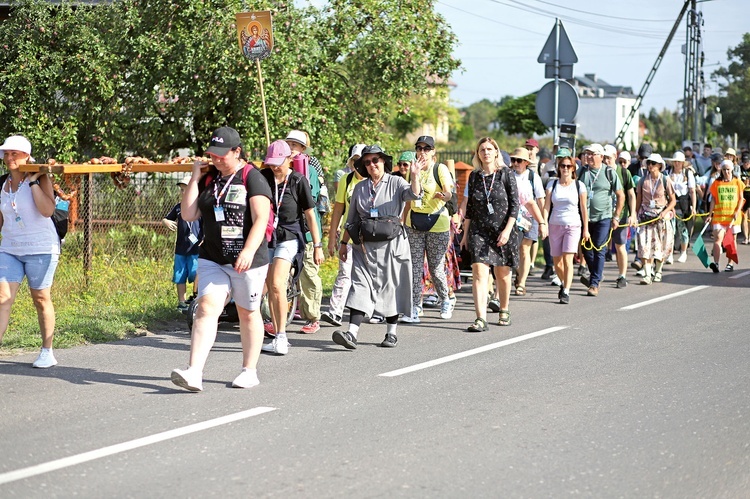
[615,0,691,149]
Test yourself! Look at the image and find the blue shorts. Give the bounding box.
[612,226,629,246]
[268,239,299,264]
[173,253,198,284]
[0,252,59,290]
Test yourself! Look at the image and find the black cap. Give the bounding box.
[205,126,241,156]
[415,136,435,149]
[710,152,723,162]
[637,143,653,159]
[353,145,393,178]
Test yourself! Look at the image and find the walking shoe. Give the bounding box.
[631,259,643,271]
[440,296,456,319]
[587,286,599,297]
[380,333,398,348]
[640,275,652,285]
[557,286,564,300]
[635,268,646,277]
[332,330,357,349]
[709,262,720,273]
[399,307,421,323]
[32,348,57,369]
[725,264,734,272]
[171,368,203,392]
[579,274,591,288]
[232,368,260,389]
[368,315,386,324]
[666,254,674,265]
[559,292,569,305]
[261,337,290,355]
[321,311,343,327]
[541,266,554,280]
[577,265,586,276]
[300,321,320,334]
[550,275,562,287]
[677,252,688,263]
[487,298,501,313]
[653,272,662,282]
[616,276,628,288]
[263,321,276,337]
[293,309,302,320]
[177,301,189,312]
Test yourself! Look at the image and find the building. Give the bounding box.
[568,73,640,150]
[404,75,456,145]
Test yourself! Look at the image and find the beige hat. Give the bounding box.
[725,148,737,157]
[583,143,605,155]
[509,147,531,162]
[666,151,686,163]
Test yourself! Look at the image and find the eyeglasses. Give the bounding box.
[397,162,410,167]
[646,160,659,166]
[510,158,526,163]
[559,164,574,169]
[362,157,382,167]
[415,146,433,152]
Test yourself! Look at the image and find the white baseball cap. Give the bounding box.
[0,135,35,162]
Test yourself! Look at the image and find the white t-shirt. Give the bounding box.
[547,180,587,227]
[0,180,60,256]
[668,170,695,197]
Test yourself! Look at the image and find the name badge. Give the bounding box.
[188,233,199,244]
[649,199,656,208]
[220,226,243,239]
[487,203,494,215]
[214,206,225,222]
[370,208,379,218]
[15,215,24,229]
[414,199,422,208]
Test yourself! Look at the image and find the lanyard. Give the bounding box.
[369,178,381,209]
[274,171,292,210]
[648,175,660,200]
[213,169,239,206]
[482,171,496,201]
[587,166,603,189]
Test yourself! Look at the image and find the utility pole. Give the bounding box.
[682,0,703,145]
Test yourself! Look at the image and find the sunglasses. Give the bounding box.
[510,158,526,163]
[559,163,574,169]
[415,146,433,152]
[646,160,659,166]
[397,162,410,167]
[362,157,382,167]
[617,160,627,165]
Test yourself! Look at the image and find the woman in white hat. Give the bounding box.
[0,135,60,368]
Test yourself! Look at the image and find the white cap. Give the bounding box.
[647,153,665,166]
[720,159,734,169]
[583,143,604,155]
[618,151,631,163]
[347,143,366,163]
[603,144,617,158]
[0,135,35,162]
[284,130,309,148]
[666,151,686,163]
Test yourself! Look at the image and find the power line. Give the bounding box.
[525,0,675,22]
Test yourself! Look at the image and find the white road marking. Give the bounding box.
[619,285,710,311]
[729,270,750,280]
[379,326,569,377]
[0,406,277,486]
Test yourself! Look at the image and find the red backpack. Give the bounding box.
[204,163,275,242]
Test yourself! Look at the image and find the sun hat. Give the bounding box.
[646,153,665,166]
[264,139,292,166]
[0,135,35,162]
[353,145,393,178]
[725,147,737,157]
[398,151,416,163]
[666,151,686,163]
[285,130,309,148]
[205,127,241,157]
[509,147,531,162]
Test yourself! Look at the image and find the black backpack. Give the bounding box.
[433,163,458,216]
[0,173,68,240]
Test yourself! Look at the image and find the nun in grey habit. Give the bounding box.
[331,145,422,349]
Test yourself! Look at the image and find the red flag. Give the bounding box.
[722,228,739,264]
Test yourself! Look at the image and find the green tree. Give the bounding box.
[642,107,682,153]
[461,98,499,137]
[713,33,750,146]
[496,93,548,137]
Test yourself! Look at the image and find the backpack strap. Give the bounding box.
[345,170,355,193]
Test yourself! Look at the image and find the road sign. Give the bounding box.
[537,20,578,68]
[535,80,579,128]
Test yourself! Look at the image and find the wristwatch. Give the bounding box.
[313,242,323,248]
[28,179,40,187]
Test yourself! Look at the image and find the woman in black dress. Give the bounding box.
[460,137,519,330]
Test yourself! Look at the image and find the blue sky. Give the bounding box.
[434,0,746,113]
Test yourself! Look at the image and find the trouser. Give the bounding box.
[582,218,612,288]
[328,243,352,317]
[299,241,322,321]
[542,236,553,269]
[405,227,450,308]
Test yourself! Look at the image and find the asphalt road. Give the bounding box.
[1,247,749,498]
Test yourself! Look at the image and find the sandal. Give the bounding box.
[498,309,512,326]
[466,317,488,332]
[515,286,526,296]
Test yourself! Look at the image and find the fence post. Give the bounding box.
[83,173,93,286]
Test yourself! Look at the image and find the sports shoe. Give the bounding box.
[677,252,688,263]
[261,337,290,355]
[579,274,591,287]
[177,301,189,312]
[368,315,386,324]
[616,276,628,288]
[725,264,734,272]
[171,368,203,392]
[541,266,554,280]
[440,296,456,319]
[635,268,646,277]
[666,254,674,265]
[332,330,357,349]
[559,292,569,305]
[550,275,562,287]
[709,262,720,273]
[300,321,320,334]
[487,298,501,313]
[263,321,276,337]
[232,368,260,389]
[321,311,343,327]
[631,259,643,271]
[380,333,398,348]
[653,272,662,282]
[577,265,586,276]
[32,348,57,369]
[399,307,421,324]
[587,286,599,297]
[557,286,564,300]
[640,275,652,285]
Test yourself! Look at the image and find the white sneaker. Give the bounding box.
[635,268,646,277]
[399,307,421,323]
[261,337,290,355]
[171,367,203,392]
[232,368,260,388]
[666,254,674,265]
[677,252,687,263]
[550,275,562,287]
[440,296,456,319]
[32,348,57,368]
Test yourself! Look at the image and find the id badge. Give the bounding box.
[214,206,225,222]
[15,215,24,229]
[370,208,379,217]
[487,203,494,215]
[188,233,199,244]
[649,199,656,209]
[588,190,594,201]
[414,199,422,208]
[221,225,243,239]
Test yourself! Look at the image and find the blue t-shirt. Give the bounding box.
[165,203,202,256]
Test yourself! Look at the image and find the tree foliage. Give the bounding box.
[713,33,750,146]
[0,0,460,169]
[496,93,548,137]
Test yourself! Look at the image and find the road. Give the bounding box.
[1,248,748,498]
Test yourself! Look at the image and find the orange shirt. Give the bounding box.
[709,178,744,225]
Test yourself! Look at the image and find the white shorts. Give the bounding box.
[712,224,741,234]
[196,259,268,311]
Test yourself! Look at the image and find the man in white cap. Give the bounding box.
[578,143,624,296]
[604,147,638,287]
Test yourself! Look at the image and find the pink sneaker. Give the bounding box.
[300,321,320,334]
[263,321,276,338]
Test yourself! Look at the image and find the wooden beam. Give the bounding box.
[19,163,197,174]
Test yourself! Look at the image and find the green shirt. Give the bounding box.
[579,165,623,223]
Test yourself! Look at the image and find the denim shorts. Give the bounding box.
[0,252,59,290]
[268,238,299,264]
[197,259,268,311]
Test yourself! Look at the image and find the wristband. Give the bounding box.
[340,241,348,245]
[29,179,40,187]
